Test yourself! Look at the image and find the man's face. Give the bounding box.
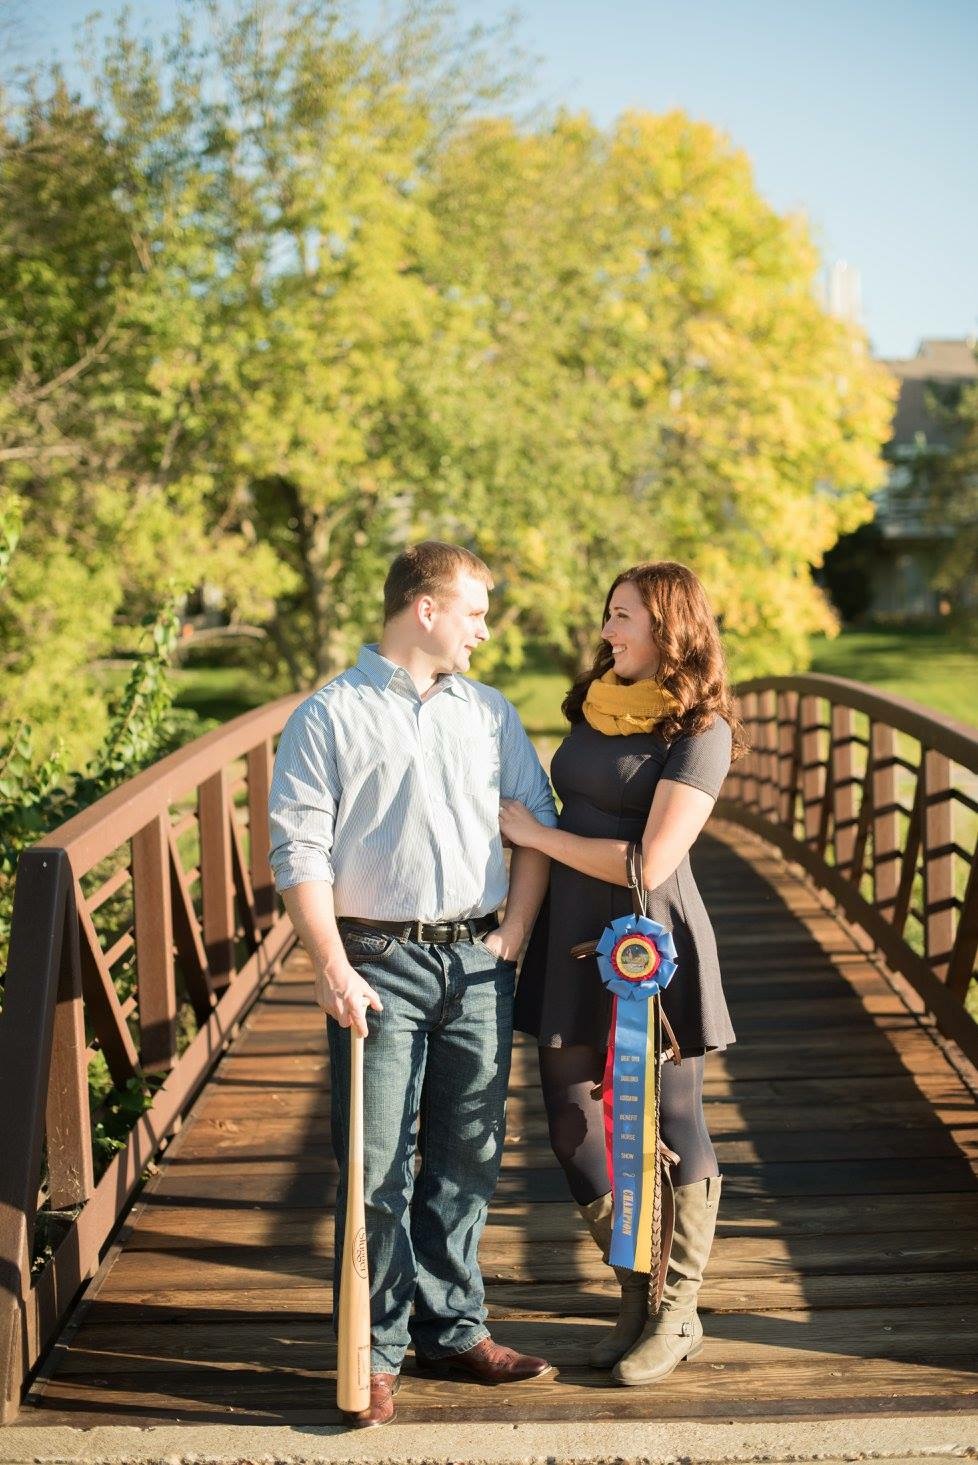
[426,571,491,674]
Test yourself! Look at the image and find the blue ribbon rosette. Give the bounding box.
[597,914,677,1271]
[596,914,678,999]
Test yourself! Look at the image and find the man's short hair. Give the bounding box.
[383,541,493,623]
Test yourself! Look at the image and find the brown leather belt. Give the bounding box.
[339,913,499,945]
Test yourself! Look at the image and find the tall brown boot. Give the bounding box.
[578,1193,648,1369]
[613,1175,722,1386]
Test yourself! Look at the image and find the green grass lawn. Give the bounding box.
[807,626,978,731]
[496,625,977,735]
[172,626,976,734]
[171,664,274,725]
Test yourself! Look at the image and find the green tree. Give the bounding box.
[3,0,896,717]
[911,373,978,618]
[0,56,293,763]
[411,108,897,675]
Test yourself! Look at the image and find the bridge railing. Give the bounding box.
[3,671,976,1418]
[0,694,303,1420]
[718,674,978,1068]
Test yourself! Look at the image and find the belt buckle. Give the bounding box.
[412,920,425,943]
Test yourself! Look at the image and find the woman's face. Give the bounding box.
[601,578,660,682]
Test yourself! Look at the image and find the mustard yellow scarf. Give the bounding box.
[582,670,681,736]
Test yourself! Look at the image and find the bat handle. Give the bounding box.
[349,1028,363,1160]
[337,1027,370,1414]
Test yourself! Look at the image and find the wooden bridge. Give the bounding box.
[1,677,976,1429]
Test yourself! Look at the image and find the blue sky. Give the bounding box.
[16,0,978,359]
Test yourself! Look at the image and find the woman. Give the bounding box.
[500,561,746,1387]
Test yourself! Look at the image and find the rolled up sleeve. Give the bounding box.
[499,698,558,827]
[268,702,339,892]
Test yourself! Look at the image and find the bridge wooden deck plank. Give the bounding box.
[42,1303,978,1364]
[18,822,978,1427]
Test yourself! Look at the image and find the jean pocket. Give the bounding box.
[341,929,395,962]
[474,934,517,967]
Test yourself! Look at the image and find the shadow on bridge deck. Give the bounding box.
[14,822,978,1427]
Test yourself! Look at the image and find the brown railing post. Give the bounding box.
[132,814,178,1071]
[44,892,94,1211]
[0,850,72,1422]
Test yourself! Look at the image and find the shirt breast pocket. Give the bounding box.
[439,727,500,794]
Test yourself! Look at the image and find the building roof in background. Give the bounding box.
[878,338,978,446]
[881,338,978,380]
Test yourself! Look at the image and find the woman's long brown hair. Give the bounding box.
[562,561,749,759]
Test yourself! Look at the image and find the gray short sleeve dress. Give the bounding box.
[514,715,736,1054]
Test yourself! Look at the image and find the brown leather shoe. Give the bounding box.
[346,1371,399,1427]
[417,1335,551,1383]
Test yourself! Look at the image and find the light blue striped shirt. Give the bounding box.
[268,645,558,922]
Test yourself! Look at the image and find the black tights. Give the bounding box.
[538,1043,719,1204]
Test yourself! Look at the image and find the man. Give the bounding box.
[269,541,556,1427]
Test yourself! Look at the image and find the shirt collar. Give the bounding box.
[355,644,466,699]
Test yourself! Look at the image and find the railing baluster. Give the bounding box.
[740,692,758,808]
[799,694,824,848]
[167,831,215,1029]
[198,770,236,991]
[831,705,857,875]
[892,772,923,940]
[871,722,900,917]
[946,856,978,1001]
[921,749,955,980]
[230,812,260,953]
[759,688,778,816]
[77,893,139,1085]
[247,739,276,933]
[776,689,800,829]
[132,815,177,1072]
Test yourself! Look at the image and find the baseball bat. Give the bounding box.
[336,1028,371,1413]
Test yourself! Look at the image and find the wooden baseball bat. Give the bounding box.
[336,1028,371,1413]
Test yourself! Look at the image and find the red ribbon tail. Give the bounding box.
[603,995,617,1190]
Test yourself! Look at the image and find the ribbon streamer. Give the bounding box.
[596,914,677,1272]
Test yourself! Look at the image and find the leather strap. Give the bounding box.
[653,1146,677,1311]
[627,842,682,1066]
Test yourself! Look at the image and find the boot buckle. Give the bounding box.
[680,1319,694,1338]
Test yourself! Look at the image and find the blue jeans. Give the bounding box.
[328,928,516,1374]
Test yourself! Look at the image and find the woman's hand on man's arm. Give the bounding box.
[498,779,716,892]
